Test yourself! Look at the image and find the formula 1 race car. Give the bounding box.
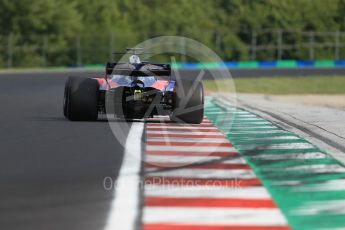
[63,49,204,124]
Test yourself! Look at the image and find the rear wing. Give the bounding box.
[106,62,171,76]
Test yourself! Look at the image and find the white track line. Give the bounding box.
[144,207,288,226]
[146,130,223,135]
[146,145,236,152]
[206,111,251,115]
[146,168,256,179]
[251,152,327,160]
[292,200,345,215]
[104,122,144,230]
[146,138,229,143]
[145,184,271,199]
[285,164,345,173]
[233,122,272,125]
[227,126,280,130]
[146,155,246,165]
[235,136,299,141]
[239,143,315,150]
[146,155,245,164]
[263,164,345,174]
[146,126,218,130]
[221,118,263,122]
[291,179,345,192]
[226,130,288,134]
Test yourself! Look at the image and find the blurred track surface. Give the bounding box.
[0,73,128,230]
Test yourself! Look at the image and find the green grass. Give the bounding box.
[203,76,345,94]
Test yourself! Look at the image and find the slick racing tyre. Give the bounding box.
[170,79,204,124]
[63,76,98,121]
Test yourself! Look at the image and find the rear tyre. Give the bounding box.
[170,79,204,124]
[63,76,99,121]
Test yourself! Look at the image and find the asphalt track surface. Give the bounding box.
[0,73,128,230]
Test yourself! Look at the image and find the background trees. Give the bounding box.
[0,0,343,67]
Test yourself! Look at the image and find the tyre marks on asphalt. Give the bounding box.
[142,117,289,230]
[208,97,345,230]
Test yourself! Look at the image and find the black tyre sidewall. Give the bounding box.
[171,80,204,124]
[63,77,71,118]
[64,76,99,121]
